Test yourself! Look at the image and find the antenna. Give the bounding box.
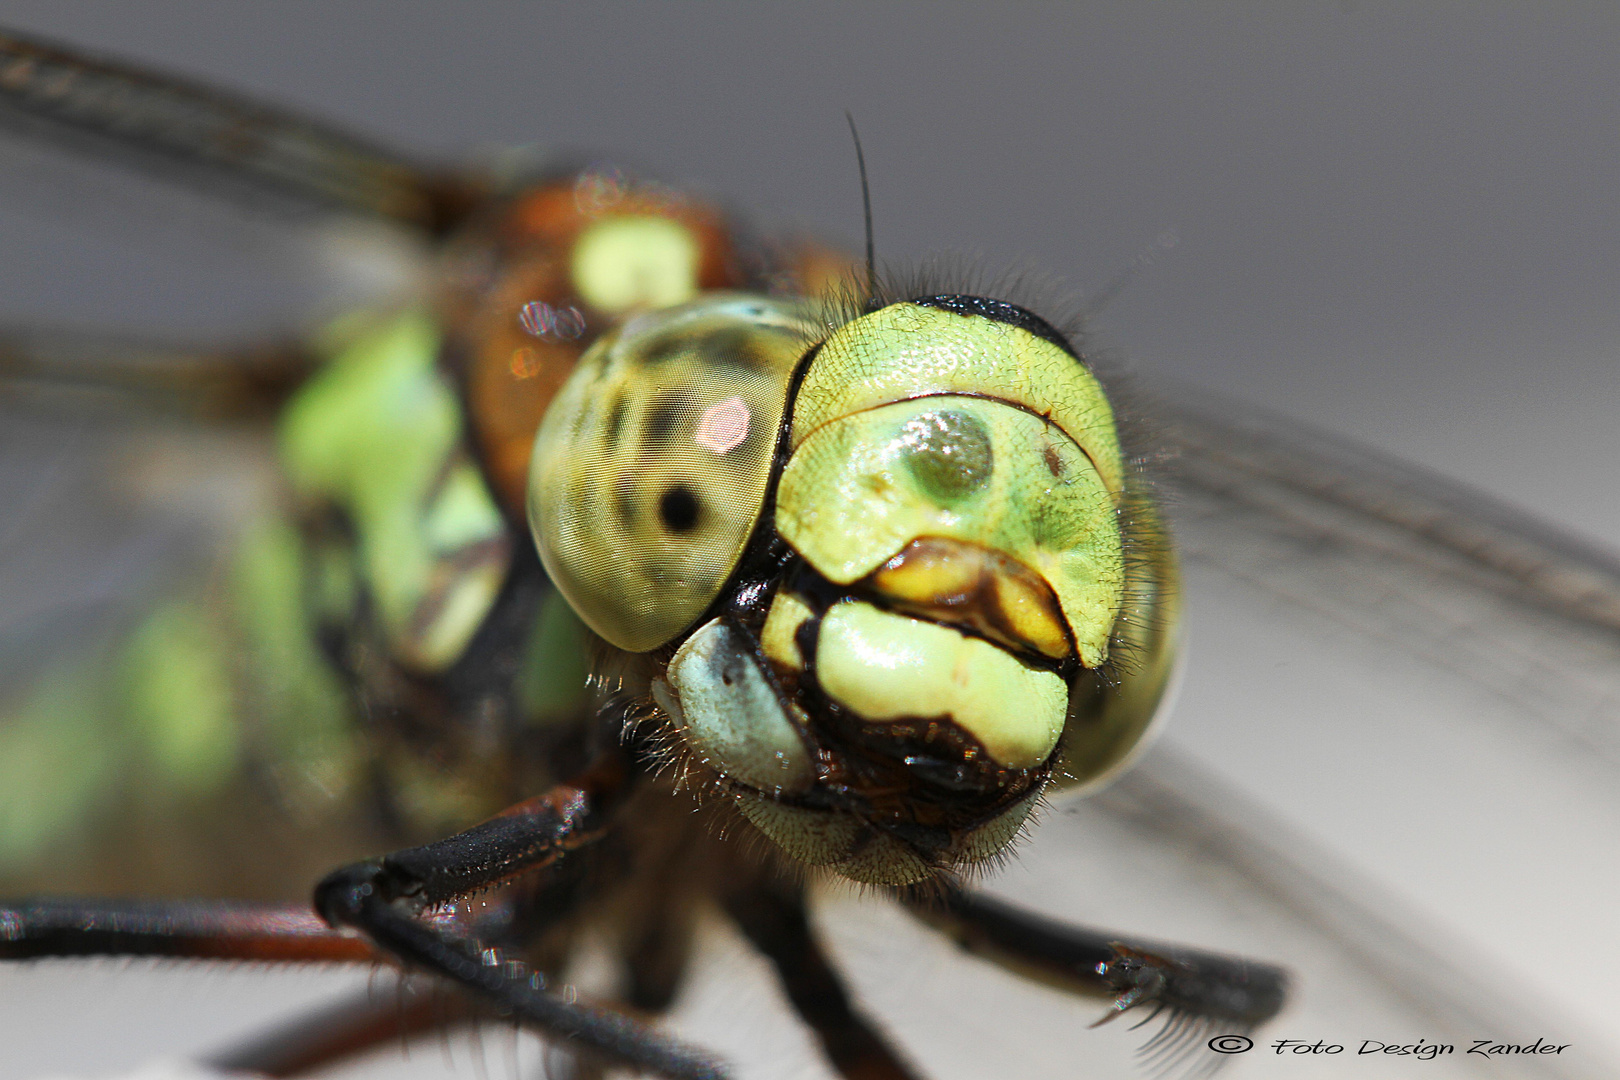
[845,112,877,306]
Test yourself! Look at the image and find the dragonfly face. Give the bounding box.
[528,285,1173,884]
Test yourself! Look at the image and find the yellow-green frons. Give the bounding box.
[899,409,994,502]
[790,303,1123,496]
[529,295,818,652]
[815,602,1068,770]
[777,396,1124,667]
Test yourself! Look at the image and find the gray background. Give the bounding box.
[0,3,1617,1078]
[0,2,1616,552]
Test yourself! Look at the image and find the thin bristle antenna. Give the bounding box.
[844,112,878,309]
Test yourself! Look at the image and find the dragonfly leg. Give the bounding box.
[313,753,728,1080]
[722,878,925,1080]
[905,884,1287,1031]
[621,893,698,1014]
[0,898,477,1076]
[0,897,377,961]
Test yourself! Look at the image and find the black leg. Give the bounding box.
[313,755,729,1080]
[0,900,472,1077]
[622,899,698,1014]
[0,898,377,962]
[907,883,1287,1030]
[722,880,924,1080]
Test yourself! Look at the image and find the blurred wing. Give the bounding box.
[0,329,381,902]
[1163,387,1620,756]
[0,25,459,901]
[0,326,317,418]
[1137,389,1620,1070]
[0,322,321,699]
[0,25,478,232]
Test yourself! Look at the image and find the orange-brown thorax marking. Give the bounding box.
[441,174,856,520]
[442,179,741,519]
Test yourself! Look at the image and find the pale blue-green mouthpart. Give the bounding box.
[663,618,814,794]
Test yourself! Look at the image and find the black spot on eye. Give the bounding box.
[640,333,687,366]
[644,391,687,444]
[658,485,701,532]
[703,327,767,370]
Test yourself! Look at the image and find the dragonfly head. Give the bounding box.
[530,292,1170,885]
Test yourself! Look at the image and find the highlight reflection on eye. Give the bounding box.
[695,395,751,454]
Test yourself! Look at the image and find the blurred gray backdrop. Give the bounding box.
[0,1,1615,547]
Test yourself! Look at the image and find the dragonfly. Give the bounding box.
[1,17,1617,1080]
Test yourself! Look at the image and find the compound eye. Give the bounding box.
[528,297,815,652]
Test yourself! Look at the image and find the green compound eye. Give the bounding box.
[528,296,818,652]
[899,409,993,503]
